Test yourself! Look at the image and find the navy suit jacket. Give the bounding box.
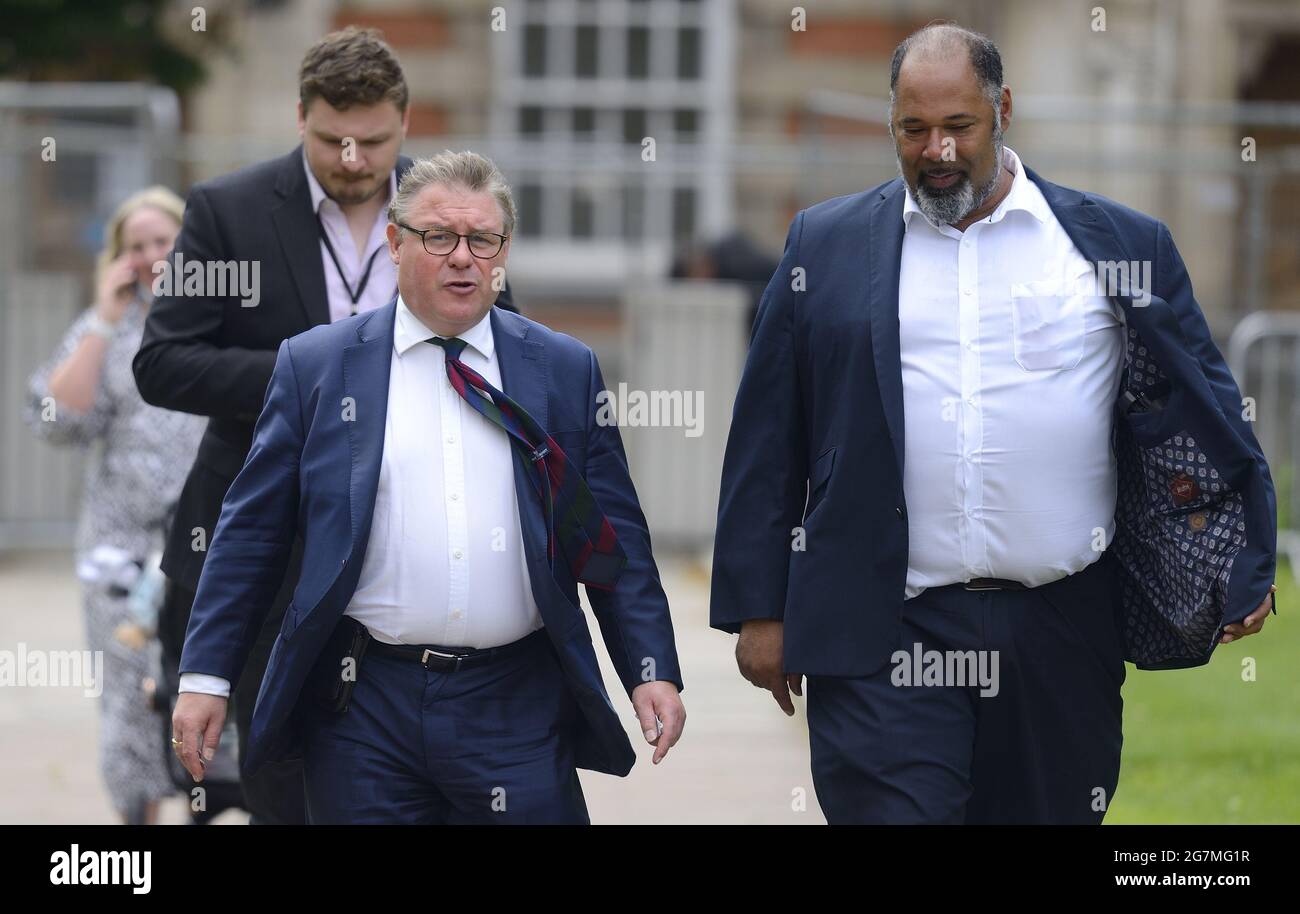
[711,167,1277,675]
[180,300,682,778]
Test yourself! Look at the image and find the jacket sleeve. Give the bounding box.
[132,184,278,420]
[178,339,303,684]
[709,211,809,634]
[580,347,684,698]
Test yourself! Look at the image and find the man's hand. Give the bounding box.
[630,681,685,765]
[171,692,228,782]
[1220,584,1277,644]
[736,619,802,716]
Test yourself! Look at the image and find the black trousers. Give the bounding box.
[163,570,307,825]
[806,552,1126,824]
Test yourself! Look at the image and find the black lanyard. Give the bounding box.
[316,215,385,313]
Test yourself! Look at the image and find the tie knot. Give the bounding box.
[428,336,468,361]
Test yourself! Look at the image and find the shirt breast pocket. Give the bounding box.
[1010,281,1087,371]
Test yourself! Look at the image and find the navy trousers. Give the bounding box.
[301,630,590,825]
[806,552,1126,824]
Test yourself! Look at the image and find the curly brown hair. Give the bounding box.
[299,26,408,112]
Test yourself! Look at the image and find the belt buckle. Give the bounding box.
[420,648,466,672]
[963,579,1001,592]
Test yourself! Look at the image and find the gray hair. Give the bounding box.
[387,150,517,237]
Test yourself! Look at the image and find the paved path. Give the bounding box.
[0,549,823,824]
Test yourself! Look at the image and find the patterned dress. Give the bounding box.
[25,296,205,816]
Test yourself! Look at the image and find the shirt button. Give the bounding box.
[452,549,463,559]
[963,288,973,296]
[446,435,456,444]
[451,609,462,620]
[449,492,460,501]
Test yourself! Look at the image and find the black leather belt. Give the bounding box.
[963,577,1027,591]
[367,628,547,673]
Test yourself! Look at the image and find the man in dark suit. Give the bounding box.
[134,27,516,823]
[711,23,1277,824]
[168,150,685,824]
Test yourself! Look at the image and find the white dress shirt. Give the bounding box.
[181,297,542,696]
[304,153,399,322]
[898,146,1125,598]
[346,296,543,647]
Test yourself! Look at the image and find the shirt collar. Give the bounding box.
[902,146,1051,230]
[302,151,398,216]
[393,293,495,361]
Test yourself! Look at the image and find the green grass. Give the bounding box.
[1105,561,1298,823]
[1274,463,1293,533]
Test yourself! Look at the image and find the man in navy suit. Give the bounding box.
[135,27,520,823]
[171,151,685,824]
[712,24,1277,824]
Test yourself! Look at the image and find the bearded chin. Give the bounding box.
[329,179,381,206]
[915,178,976,225]
[905,129,1005,226]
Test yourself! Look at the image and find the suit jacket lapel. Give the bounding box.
[1029,168,1135,307]
[868,183,907,479]
[1030,167,1158,384]
[491,307,551,562]
[272,145,331,328]
[342,301,395,547]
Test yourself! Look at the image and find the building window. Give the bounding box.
[524,23,547,76]
[492,0,733,268]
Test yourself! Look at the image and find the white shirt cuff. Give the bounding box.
[179,672,231,698]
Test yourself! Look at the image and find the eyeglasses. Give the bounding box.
[397,223,509,259]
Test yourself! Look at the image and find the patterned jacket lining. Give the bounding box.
[1111,326,1245,665]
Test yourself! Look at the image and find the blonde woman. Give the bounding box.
[25,187,205,824]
